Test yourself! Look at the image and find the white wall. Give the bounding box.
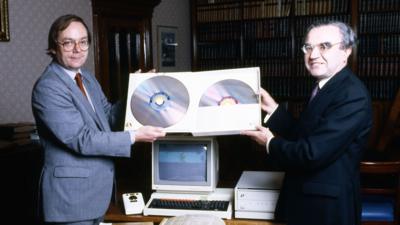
[152,0,191,72]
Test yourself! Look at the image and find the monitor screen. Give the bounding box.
[152,136,218,193]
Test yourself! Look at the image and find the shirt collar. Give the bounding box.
[317,75,334,89]
[61,67,82,81]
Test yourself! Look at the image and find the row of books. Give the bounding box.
[197,22,241,42]
[362,77,400,100]
[359,13,400,34]
[258,59,293,77]
[262,75,315,99]
[196,0,349,19]
[0,122,36,146]
[198,39,293,60]
[243,0,291,19]
[358,57,400,77]
[359,0,400,12]
[197,3,241,22]
[294,60,311,78]
[198,42,240,60]
[197,15,399,54]
[243,39,292,58]
[243,19,290,39]
[294,0,349,16]
[196,7,399,40]
[197,18,290,42]
[197,38,312,60]
[358,36,400,55]
[196,59,244,71]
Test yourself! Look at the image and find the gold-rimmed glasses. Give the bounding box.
[57,39,89,51]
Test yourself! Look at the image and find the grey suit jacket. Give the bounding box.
[32,62,132,222]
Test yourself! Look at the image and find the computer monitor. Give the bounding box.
[151,136,219,193]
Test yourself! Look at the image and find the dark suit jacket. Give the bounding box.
[32,62,132,222]
[267,67,372,225]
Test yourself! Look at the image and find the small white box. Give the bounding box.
[234,171,284,220]
[122,192,145,215]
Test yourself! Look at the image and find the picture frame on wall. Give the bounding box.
[0,0,10,41]
[157,26,178,72]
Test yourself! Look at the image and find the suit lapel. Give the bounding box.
[80,71,111,131]
[318,68,349,99]
[50,63,105,130]
[305,67,350,110]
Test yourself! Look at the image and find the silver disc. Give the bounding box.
[130,76,190,128]
[199,79,257,107]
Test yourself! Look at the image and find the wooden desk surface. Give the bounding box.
[105,203,284,225]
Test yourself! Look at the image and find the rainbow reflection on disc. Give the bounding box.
[130,76,189,128]
[199,79,257,107]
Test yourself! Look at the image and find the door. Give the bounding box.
[94,17,153,103]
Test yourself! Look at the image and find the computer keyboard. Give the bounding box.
[148,198,230,211]
[143,188,233,219]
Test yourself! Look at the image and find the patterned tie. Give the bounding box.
[309,83,320,103]
[75,73,87,98]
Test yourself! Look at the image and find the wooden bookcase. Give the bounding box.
[191,0,400,101]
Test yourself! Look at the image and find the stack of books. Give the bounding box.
[0,122,36,146]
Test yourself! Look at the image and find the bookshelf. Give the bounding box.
[357,0,400,100]
[191,0,400,101]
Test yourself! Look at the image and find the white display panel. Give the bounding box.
[124,67,261,136]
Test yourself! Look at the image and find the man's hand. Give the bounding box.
[259,88,278,114]
[241,125,273,146]
[135,126,166,142]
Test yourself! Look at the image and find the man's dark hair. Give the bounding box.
[47,14,92,57]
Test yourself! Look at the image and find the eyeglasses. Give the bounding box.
[57,39,89,51]
[301,42,342,54]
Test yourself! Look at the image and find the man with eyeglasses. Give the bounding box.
[31,15,165,225]
[242,20,372,225]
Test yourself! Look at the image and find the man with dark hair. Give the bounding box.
[32,14,165,225]
[242,20,372,225]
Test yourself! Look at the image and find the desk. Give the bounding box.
[105,203,284,225]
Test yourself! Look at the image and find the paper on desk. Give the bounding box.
[159,214,225,225]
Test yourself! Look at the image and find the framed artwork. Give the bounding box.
[157,26,178,71]
[0,0,9,41]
